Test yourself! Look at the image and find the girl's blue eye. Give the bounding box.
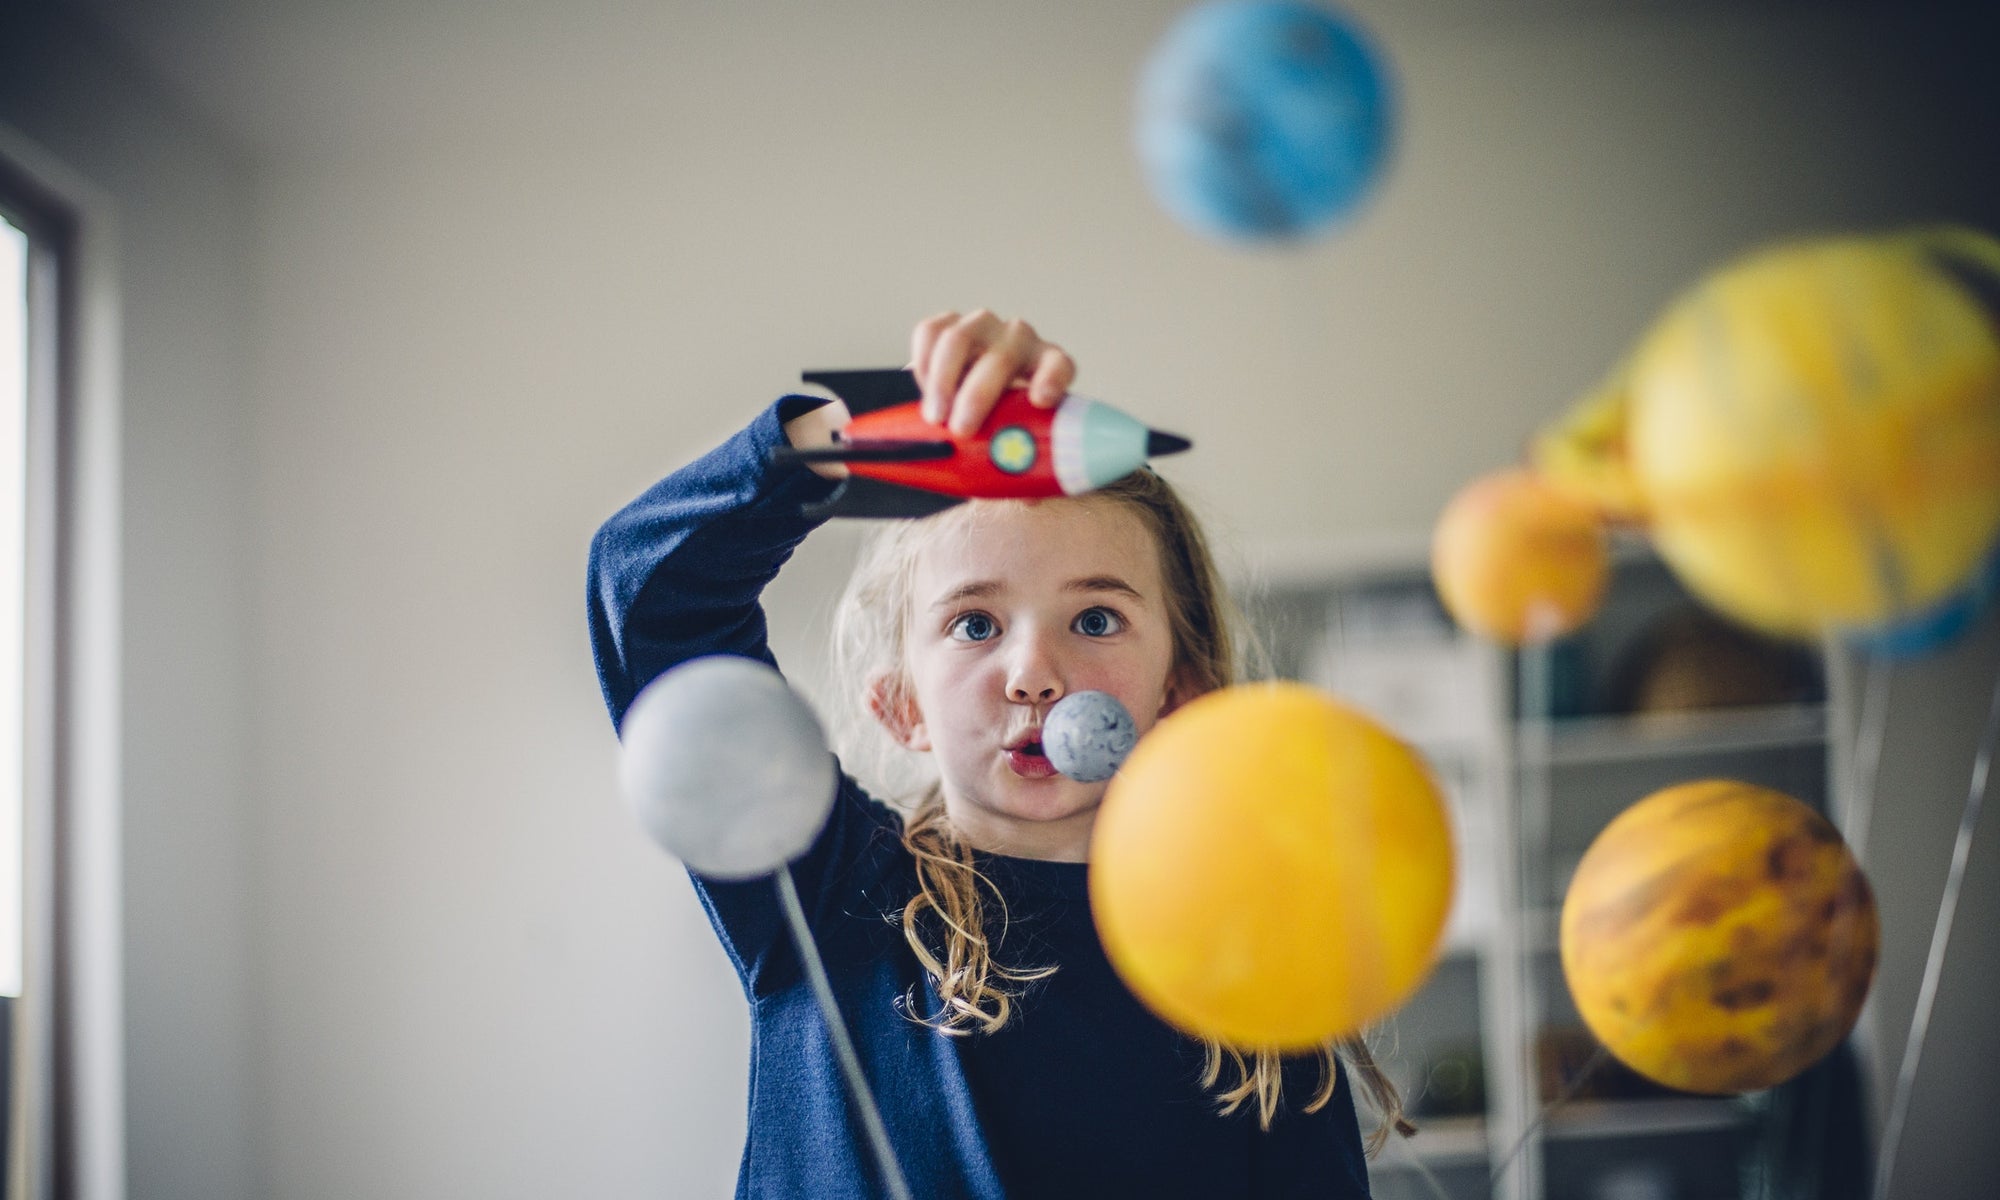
[949,612,999,642]
[1074,607,1125,637]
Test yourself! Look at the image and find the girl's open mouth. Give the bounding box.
[1006,740,1058,778]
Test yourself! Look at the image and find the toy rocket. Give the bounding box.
[771,367,1192,519]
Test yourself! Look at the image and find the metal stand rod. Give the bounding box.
[1489,1043,1611,1191]
[775,865,914,1200]
[1869,663,2000,1200]
[1388,1129,1457,1200]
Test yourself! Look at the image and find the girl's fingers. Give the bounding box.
[908,310,1066,430]
[921,310,1001,426]
[950,317,1043,436]
[909,311,960,420]
[1027,343,1076,408]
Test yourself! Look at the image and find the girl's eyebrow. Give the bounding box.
[1066,575,1144,600]
[930,580,1003,610]
[927,575,1143,611]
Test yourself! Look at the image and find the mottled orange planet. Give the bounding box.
[1561,780,1878,1094]
[1432,468,1610,644]
[1089,683,1456,1050]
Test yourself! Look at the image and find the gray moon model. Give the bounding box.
[1043,690,1138,783]
[618,655,837,879]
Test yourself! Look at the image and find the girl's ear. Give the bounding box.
[867,672,931,751]
[1157,667,1193,720]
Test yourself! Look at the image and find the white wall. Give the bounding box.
[6,0,2000,1196]
[0,6,259,1199]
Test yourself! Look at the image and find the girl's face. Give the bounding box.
[884,497,1183,861]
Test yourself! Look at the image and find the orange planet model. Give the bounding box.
[1560,780,1878,1094]
[1431,468,1611,644]
[1089,683,1456,1050]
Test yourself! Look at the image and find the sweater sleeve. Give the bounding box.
[587,394,842,729]
[585,396,909,998]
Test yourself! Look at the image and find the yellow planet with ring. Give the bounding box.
[1537,227,2000,640]
[1089,682,1455,1050]
[1560,779,1878,1094]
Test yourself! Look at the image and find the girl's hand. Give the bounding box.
[782,397,852,480]
[910,310,1077,437]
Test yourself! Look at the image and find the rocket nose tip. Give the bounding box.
[1146,430,1192,458]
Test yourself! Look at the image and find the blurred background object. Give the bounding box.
[1606,606,1823,716]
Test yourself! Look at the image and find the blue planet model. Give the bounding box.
[1136,0,1394,242]
[1044,690,1139,783]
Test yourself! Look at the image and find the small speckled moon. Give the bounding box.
[618,655,837,880]
[1090,682,1456,1050]
[1560,780,1879,1094]
[1044,690,1138,783]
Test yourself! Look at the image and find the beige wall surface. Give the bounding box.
[6,0,2000,1196]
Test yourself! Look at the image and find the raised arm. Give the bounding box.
[587,395,845,730]
[589,394,915,997]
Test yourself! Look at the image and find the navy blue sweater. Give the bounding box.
[587,399,1373,1199]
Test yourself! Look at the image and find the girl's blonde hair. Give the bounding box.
[829,471,1412,1149]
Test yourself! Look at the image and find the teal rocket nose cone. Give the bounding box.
[1055,397,1197,493]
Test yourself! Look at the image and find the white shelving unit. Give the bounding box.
[1241,536,1845,1200]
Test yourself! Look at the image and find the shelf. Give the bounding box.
[1544,1097,1755,1141]
[1375,1089,1755,1165]
[1369,1116,1490,1168]
[1240,540,1834,1199]
[1519,703,1827,767]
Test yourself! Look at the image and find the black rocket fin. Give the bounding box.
[800,367,922,415]
[804,476,967,521]
[770,438,955,469]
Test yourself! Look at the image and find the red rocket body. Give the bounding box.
[772,367,1190,520]
[842,388,1063,499]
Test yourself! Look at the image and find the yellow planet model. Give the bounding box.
[1089,683,1455,1050]
[1537,227,2000,639]
[1560,779,1878,1094]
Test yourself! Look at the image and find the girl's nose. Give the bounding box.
[1010,679,1061,703]
[1006,633,1065,705]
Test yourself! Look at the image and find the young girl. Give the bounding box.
[588,312,1402,1198]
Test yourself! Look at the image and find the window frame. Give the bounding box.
[0,134,126,1200]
